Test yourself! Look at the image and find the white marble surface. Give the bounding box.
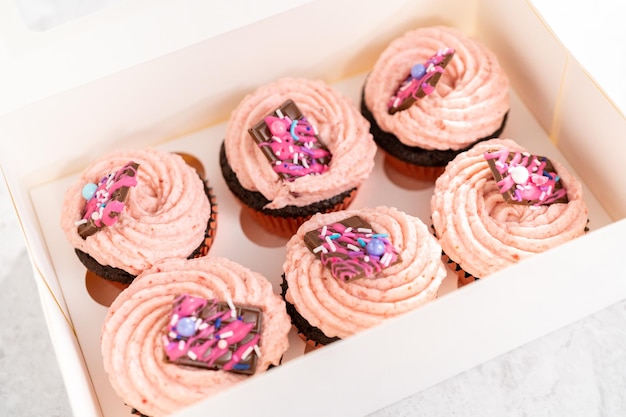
[1,0,625,416]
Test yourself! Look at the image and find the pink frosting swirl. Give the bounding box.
[283,206,447,339]
[60,148,212,275]
[364,26,510,150]
[101,257,291,417]
[224,78,376,209]
[431,139,589,278]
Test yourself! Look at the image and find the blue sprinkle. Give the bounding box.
[329,233,341,240]
[357,238,366,247]
[372,233,389,238]
[233,363,250,370]
[215,318,221,329]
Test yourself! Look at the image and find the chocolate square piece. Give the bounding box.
[163,294,262,375]
[77,161,140,239]
[388,48,455,115]
[484,148,569,206]
[248,99,332,181]
[304,215,401,282]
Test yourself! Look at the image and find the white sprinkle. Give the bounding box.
[305,141,313,148]
[276,109,284,118]
[357,227,372,233]
[219,330,234,339]
[226,296,237,316]
[194,319,203,330]
[347,244,361,252]
[271,135,282,143]
[218,339,228,349]
[293,153,298,164]
[170,314,179,326]
[364,255,370,262]
[320,225,327,236]
[241,345,254,361]
[74,219,88,226]
[313,245,325,253]
[381,253,392,267]
[198,322,209,330]
[522,152,531,157]
[187,351,197,360]
[253,344,262,358]
[539,191,546,201]
[275,161,281,165]
[168,331,177,339]
[178,340,185,350]
[313,125,319,135]
[344,227,352,233]
[302,158,309,169]
[276,150,281,156]
[325,236,336,252]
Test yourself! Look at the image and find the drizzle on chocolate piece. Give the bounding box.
[388,48,455,115]
[304,216,401,282]
[248,99,332,182]
[77,162,139,239]
[162,294,262,375]
[484,148,569,206]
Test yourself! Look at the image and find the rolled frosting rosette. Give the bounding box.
[101,256,291,417]
[282,206,447,343]
[223,77,376,209]
[431,138,589,279]
[60,148,214,280]
[364,25,510,151]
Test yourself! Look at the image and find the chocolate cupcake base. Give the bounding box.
[219,141,357,238]
[360,87,509,180]
[76,182,218,286]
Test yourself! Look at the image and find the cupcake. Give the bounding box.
[281,206,447,348]
[220,77,377,238]
[431,138,589,286]
[101,256,291,417]
[361,26,510,180]
[60,148,217,285]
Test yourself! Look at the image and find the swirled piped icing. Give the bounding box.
[61,148,212,275]
[283,206,447,339]
[364,26,510,150]
[101,257,291,417]
[431,139,589,279]
[224,78,376,209]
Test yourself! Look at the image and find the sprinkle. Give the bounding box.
[226,297,237,317]
[215,317,222,329]
[271,135,282,143]
[241,345,254,361]
[329,233,341,240]
[320,225,327,237]
[325,236,337,252]
[168,331,177,339]
[169,314,179,326]
[276,109,284,118]
[187,351,197,360]
[218,339,228,349]
[357,238,366,247]
[253,344,262,358]
[302,158,309,168]
[357,227,372,233]
[344,227,352,233]
[539,191,546,201]
[178,340,185,350]
[313,125,319,135]
[233,363,250,371]
[218,330,234,339]
[372,233,389,238]
[74,219,88,226]
[313,245,325,253]
[347,244,361,252]
[364,255,370,263]
[293,153,298,164]
[198,322,209,330]
[522,152,531,157]
[381,252,392,267]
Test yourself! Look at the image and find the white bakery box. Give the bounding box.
[0,0,624,416]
